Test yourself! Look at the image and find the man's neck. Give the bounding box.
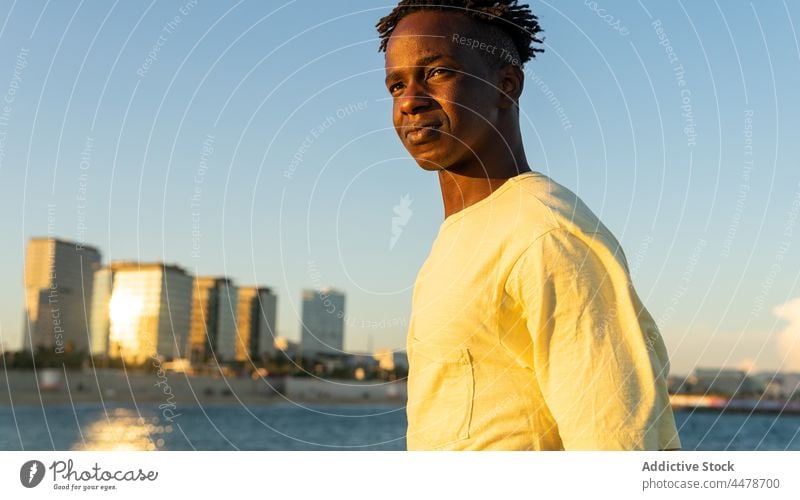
[438,162,531,219]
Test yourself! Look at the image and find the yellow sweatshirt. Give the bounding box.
[406,171,681,450]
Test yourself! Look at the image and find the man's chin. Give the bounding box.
[414,158,447,171]
[407,149,454,171]
[405,140,471,172]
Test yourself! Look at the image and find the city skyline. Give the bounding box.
[11,233,799,379]
[0,1,799,375]
[17,235,354,364]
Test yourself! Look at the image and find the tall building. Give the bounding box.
[23,238,101,354]
[102,262,193,363]
[189,277,238,363]
[89,265,115,356]
[300,287,345,357]
[236,287,277,362]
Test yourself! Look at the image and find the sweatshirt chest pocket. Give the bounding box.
[406,339,475,450]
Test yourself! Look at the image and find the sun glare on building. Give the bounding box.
[108,289,144,357]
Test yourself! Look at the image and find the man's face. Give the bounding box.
[384,11,502,171]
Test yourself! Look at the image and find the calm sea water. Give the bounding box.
[1,405,799,450]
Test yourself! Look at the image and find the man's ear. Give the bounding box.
[497,64,524,109]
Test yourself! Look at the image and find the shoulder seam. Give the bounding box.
[504,227,569,296]
[515,182,562,230]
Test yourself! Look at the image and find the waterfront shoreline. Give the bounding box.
[0,369,408,407]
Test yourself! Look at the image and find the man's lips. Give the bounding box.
[404,122,442,144]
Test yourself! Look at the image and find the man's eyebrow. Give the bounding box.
[384,54,449,86]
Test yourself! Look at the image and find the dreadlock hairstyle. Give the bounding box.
[376,0,544,67]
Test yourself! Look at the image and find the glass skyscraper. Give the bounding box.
[189,277,238,363]
[300,287,345,357]
[236,286,277,362]
[23,238,101,354]
[93,262,192,363]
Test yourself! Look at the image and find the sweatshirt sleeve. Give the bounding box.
[505,228,681,450]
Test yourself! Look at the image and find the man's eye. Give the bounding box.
[389,82,404,94]
[428,67,450,78]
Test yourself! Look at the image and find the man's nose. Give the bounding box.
[399,81,432,115]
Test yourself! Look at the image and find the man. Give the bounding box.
[377,0,681,450]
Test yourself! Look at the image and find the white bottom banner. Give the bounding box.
[1,451,798,498]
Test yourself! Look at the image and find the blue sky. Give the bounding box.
[0,0,799,375]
